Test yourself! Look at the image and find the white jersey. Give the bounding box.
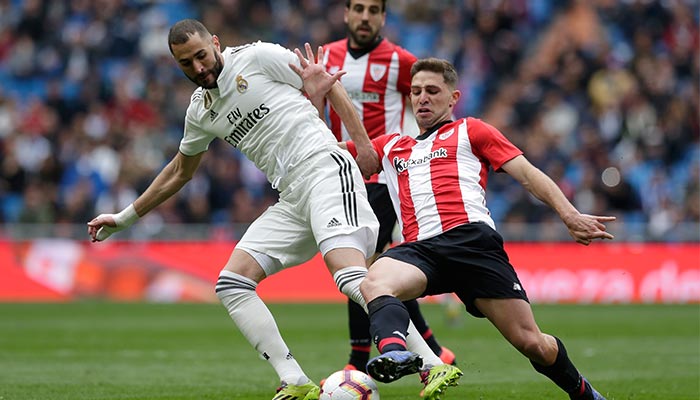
[179,42,338,189]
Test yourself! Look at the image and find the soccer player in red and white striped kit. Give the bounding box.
[338,58,614,399]
[321,0,456,373]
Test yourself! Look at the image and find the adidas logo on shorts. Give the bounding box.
[326,218,342,228]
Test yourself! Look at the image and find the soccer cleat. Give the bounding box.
[319,364,357,387]
[273,380,320,400]
[590,387,607,400]
[438,346,457,366]
[366,350,423,383]
[570,377,607,400]
[419,364,463,400]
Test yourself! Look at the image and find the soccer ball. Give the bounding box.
[320,369,380,400]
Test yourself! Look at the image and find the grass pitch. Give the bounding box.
[0,302,698,400]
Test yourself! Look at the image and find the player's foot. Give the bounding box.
[569,377,607,400]
[438,346,457,365]
[419,364,463,400]
[319,364,357,387]
[273,380,320,400]
[366,350,423,383]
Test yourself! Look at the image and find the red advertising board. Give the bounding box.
[0,240,698,303]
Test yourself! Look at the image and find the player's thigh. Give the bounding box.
[308,161,379,261]
[362,256,428,302]
[234,202,318,276]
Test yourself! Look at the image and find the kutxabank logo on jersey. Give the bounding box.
[392,147,448,174]
[222,104,271,147]
[347,90,380,103]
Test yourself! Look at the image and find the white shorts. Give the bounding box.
[236,148,379,276]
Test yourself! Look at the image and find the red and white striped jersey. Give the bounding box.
[323,38,416,183]
[356,117,523,243]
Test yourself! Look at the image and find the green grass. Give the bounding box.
[0,303,698,400]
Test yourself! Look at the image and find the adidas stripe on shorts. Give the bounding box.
[235,148,379,275]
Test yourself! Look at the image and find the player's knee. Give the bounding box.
[215,270,257,303]
[359,273,386,303]
[333,266,367,306]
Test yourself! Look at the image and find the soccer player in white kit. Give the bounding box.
[86,19,383,400]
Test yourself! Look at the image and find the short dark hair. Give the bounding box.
[346,0,386,12]
[410,58,458,88]
[168,19,211,53]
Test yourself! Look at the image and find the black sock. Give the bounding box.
[404,299,442,356]
[368,295,410,353]
[347,299,371,370]
[530,337,584,395]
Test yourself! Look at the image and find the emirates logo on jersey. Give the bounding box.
[369,63,387,81]
[392,148,448,173]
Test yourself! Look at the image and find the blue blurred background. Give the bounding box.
[0,0,698,242]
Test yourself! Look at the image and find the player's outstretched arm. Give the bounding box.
[87,151,204,242]
[501,155,616,245]
[289,43,344,114]
[290,43,379,179]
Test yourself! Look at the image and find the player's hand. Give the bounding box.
[355,146,381,180]
[289,43,346,103]
[87,214,121,242]
[87,204,139,242]
[564,213,616,245]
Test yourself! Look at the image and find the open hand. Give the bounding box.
[289,43,346,102]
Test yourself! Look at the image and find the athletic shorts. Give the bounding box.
[236,148,379,276]
[366,183,397,254]
[378,222,529,318]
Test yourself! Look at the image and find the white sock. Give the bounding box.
[333,266,367,306]
[216,270,309,385]
[333,266,443,366]
[407,320,443,366]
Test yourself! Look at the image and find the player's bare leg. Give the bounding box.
[476,298,607,400]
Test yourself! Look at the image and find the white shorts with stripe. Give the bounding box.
[236,147,379,276]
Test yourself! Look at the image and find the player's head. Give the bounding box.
[409,58,461,131]
[168,19,224,89]
[345,0,386,49]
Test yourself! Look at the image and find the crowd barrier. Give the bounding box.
[0,240,697,303]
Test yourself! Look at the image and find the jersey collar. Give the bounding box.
[347,36,383,59]
[415,120,453,141]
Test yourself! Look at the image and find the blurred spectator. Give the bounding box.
[0,0,697,242]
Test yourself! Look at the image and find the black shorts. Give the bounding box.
[378,222,529,318]
[366,183,397,253]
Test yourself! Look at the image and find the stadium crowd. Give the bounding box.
[0,0,697,241]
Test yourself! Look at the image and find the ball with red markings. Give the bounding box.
[319,369,380,400]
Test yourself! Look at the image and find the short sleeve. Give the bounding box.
[466,117,522,171]
[179,107,215,156]
[254,42,304,90]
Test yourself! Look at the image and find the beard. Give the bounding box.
[188,49,224,89]
[348,24,378,48]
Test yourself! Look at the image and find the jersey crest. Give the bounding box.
[203,91,213,109]
[236,75,249,93]
[438,129,455,141]
[369,63,387,81]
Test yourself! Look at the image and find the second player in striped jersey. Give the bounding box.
[319,0,456,375]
